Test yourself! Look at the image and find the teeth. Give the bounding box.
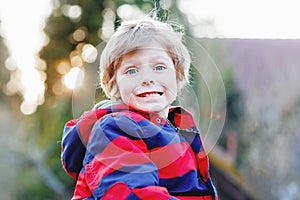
[139,92,162,97]
[145,93,159,97]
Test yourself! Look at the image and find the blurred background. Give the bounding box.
[0,0,299,199]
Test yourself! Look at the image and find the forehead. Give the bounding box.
[122,39,172,58]
[117,33,174,56]
[122,47,172,61]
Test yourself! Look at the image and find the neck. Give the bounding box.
[149,107,169,119]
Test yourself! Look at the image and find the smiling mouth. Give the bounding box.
[137,92,163,97]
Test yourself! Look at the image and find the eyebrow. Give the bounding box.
[124,55,171,64]
[120,48,173,69]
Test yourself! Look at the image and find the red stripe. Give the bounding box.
[66,119,79,127]
[195,151,210,182]
[132,186,171,200]
[79,111,99,145]
[72,172,92,200]
[174,111,196,129]
[150,142,197,178]
[102,182,131,200]
[86,136,151,191]
[95,108,109,118]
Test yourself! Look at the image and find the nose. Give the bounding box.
[140,65,155,86]
[141,80,154,86]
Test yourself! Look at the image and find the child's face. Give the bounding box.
[116,46,177,118]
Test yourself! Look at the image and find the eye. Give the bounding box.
[154,65,166,71]
[125,68,138,75]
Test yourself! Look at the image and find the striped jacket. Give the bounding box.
[61,101,218,199]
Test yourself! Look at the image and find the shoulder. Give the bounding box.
[92,110,150,139]
[85,110,150,156]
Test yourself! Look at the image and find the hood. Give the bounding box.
[79,100,128,145]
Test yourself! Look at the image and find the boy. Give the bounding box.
[61,17,218,199]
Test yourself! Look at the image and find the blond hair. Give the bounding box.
[99,17,191,100]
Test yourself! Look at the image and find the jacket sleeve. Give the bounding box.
[61,110,101,179]
[61,119,87,179]
[193,133,218,199]
[74,114,179,200]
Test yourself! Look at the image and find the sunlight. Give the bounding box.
[0,0,52,115]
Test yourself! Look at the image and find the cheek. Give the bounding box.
[116,78,135,101]
[163,73,178,93]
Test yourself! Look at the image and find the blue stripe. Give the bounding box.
[178,129,204,153]
[86,115,144,157]
[92,163,159,197]
[126,193,141,200]
[160,170,211,195]
[104,163,159,188]
[62,123,85,173]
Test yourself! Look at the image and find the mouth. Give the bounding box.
[137,91,163,97]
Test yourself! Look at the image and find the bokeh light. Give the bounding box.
[0,0,52,115]
[62,4,82,21]
[63,67,85,90]
[82,44,98,63]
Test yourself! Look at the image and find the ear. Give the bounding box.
[114,93,121,101]
[113,86,121,100]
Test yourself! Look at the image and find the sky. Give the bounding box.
[179,0,300,39]
[0,0,300,114]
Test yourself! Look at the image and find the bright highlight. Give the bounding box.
[0,0,52,115]
[63,67,85,89]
